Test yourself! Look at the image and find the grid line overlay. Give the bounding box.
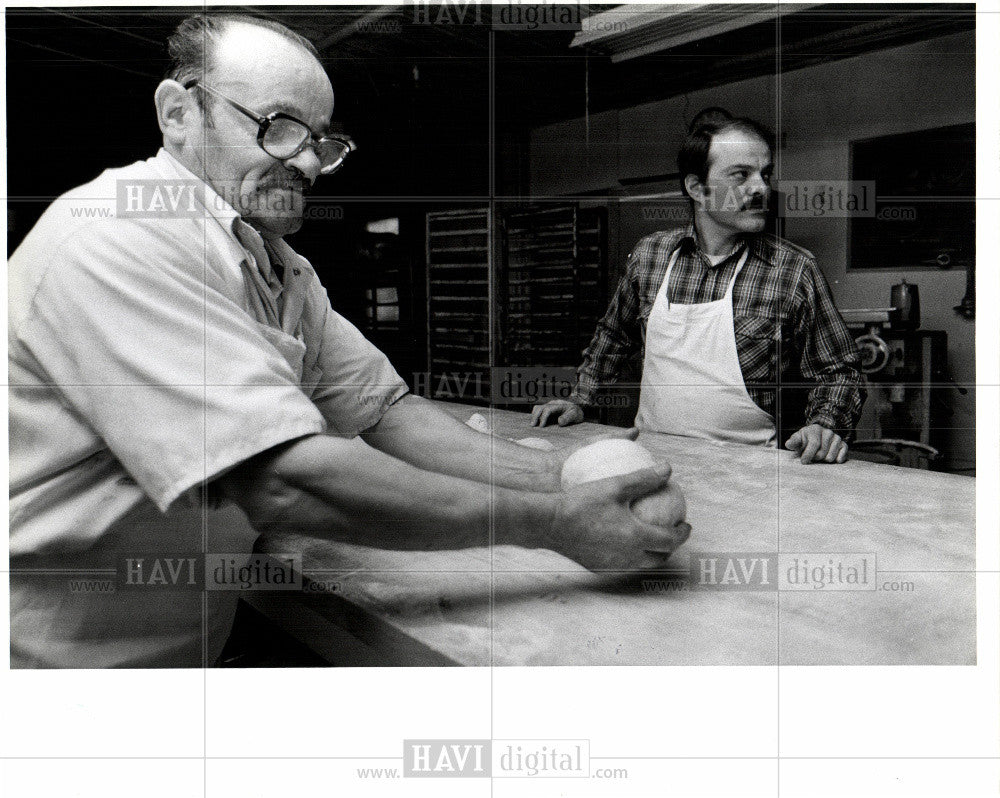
[2,5,993,798]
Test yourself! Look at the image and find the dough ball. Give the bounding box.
[465,413,491,434]
[514,437,557,451]
[560,439,657,489]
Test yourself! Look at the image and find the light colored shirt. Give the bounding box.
[8,149,408,667]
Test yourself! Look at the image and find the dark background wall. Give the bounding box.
[6,5,495,381]
[6,4,976,470]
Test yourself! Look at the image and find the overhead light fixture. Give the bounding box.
[571,3,821,62]
[366,217,400,235]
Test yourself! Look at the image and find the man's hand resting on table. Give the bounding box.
[531,399,584,427]
[785,424,849,464]
[545,465,691,572]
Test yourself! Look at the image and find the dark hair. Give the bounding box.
[165,14,321,111]
[677,114,775,200]
[686,106,733,133]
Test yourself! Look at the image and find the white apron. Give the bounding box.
[634,246,777,447]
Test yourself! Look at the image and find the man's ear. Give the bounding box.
[683,174,706,206]
[154,79,197,146]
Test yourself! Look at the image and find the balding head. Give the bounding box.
[155,13,335,238]
[207,21,333,117]
[166,13,321,95]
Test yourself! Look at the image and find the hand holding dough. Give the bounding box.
[561,439,688,532]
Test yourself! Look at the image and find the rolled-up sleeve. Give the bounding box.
[572,249,644,404]
[307,295,410,433]
[794,260,867,438]
[16,221,327,512]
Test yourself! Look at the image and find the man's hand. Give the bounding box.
[530,399,584,427]
[546,466,691,572]
[785,424,848,464]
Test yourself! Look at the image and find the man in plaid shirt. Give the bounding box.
[532,113,865,464]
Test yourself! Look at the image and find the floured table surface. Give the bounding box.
[249,403,976,666]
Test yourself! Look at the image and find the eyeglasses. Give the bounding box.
[184,79,356,175]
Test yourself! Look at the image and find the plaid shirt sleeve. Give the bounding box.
[571,249,644,404]
[793,258,867,439]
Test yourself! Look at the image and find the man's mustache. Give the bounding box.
[260,169,312,192]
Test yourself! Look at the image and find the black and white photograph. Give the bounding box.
[3,1,997,796]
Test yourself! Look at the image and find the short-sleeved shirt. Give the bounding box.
[8,149,409,667]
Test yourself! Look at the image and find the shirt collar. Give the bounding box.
[155,149,290,283]
[678,222,749,268]
[154,148,242,232]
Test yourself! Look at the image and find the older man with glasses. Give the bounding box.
[8,13,688,668]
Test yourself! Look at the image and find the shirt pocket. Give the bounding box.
[733,315,778,384]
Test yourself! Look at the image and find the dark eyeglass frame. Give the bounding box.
[183,79,356,174]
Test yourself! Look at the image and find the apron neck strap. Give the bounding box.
[663,247,682,309]
[664,240,751,309]
[726,245,751,295]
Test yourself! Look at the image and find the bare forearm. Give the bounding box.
[219,434,555,550]
[362,395,559,491]
[219,432,690,573]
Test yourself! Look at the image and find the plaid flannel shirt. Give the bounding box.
[572,225,866,438]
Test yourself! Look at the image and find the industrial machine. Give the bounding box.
[841,292,955,469]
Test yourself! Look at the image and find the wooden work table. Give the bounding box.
[247,402,976,666]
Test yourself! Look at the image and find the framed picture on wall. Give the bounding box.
[848,122,974,271]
